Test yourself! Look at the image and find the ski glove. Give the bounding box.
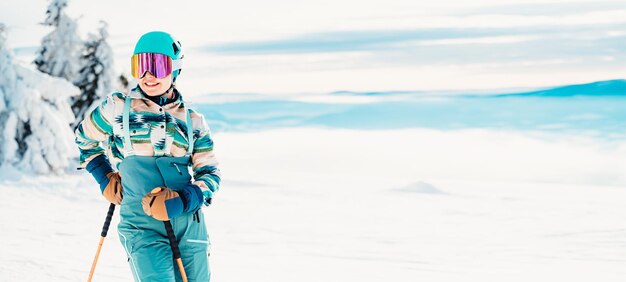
[86,155,123,205]
[142,184,204,221]
[102,172,123,205]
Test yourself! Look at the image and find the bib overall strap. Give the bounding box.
[123,96,135,157]
[186,109,194,156]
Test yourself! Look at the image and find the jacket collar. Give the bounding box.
[128,86,186,108]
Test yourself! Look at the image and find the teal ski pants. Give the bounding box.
[117,155,210,282]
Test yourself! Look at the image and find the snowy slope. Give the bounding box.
[1,128,625,281]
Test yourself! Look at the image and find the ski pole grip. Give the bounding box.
[164,221,181,259]
[101,203,116,237]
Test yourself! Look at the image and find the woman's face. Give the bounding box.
[138,72,173,96]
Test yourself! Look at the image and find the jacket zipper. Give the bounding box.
[171,162,183,175]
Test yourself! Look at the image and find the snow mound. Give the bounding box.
[395,181,447,195]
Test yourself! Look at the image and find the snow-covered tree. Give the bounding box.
[0,24,14,115]
[71,21,114,129]
[117,73,132,93]
[33,0,82,82]
[0,24,79,174]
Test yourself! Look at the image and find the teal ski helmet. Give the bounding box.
[132,31,184,81]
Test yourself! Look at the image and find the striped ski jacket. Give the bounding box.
[74,88,221,199]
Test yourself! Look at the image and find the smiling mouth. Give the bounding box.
[144,82,160,87]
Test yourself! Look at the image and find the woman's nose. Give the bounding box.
[141,71,156,79]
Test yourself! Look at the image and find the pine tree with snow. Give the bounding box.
[0,24,80,174]
[0,24,15,116]
[117,73,132,93]
[71,21,114,129]
[33,0,82,82]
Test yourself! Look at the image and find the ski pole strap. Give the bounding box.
[123,97,135,157]
[185,109,194,156]
[101,203,116,237]
[164,221,181,259]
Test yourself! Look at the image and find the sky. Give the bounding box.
[1,0,625,96]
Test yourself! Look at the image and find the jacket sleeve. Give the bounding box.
[190,111,221,202]
[74,94,116,168]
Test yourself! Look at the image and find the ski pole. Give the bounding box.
[149,187,188,282]
[164,220,188,282]
[88,203,116,282]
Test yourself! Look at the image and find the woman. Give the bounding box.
[75,31,220,281]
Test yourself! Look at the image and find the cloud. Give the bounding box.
[200,21,626,56]
[459,1,626,16]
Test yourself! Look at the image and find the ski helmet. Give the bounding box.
[132,31,184,81]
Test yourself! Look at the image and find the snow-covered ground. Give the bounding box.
[1,127,625,281]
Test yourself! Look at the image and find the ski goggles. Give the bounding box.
[130,53,182,79]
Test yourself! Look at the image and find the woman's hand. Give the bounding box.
[141,187,184,221]
[102,172,123,205]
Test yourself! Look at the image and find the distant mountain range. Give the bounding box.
[331,79,626,98]
[495,79,626,97]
